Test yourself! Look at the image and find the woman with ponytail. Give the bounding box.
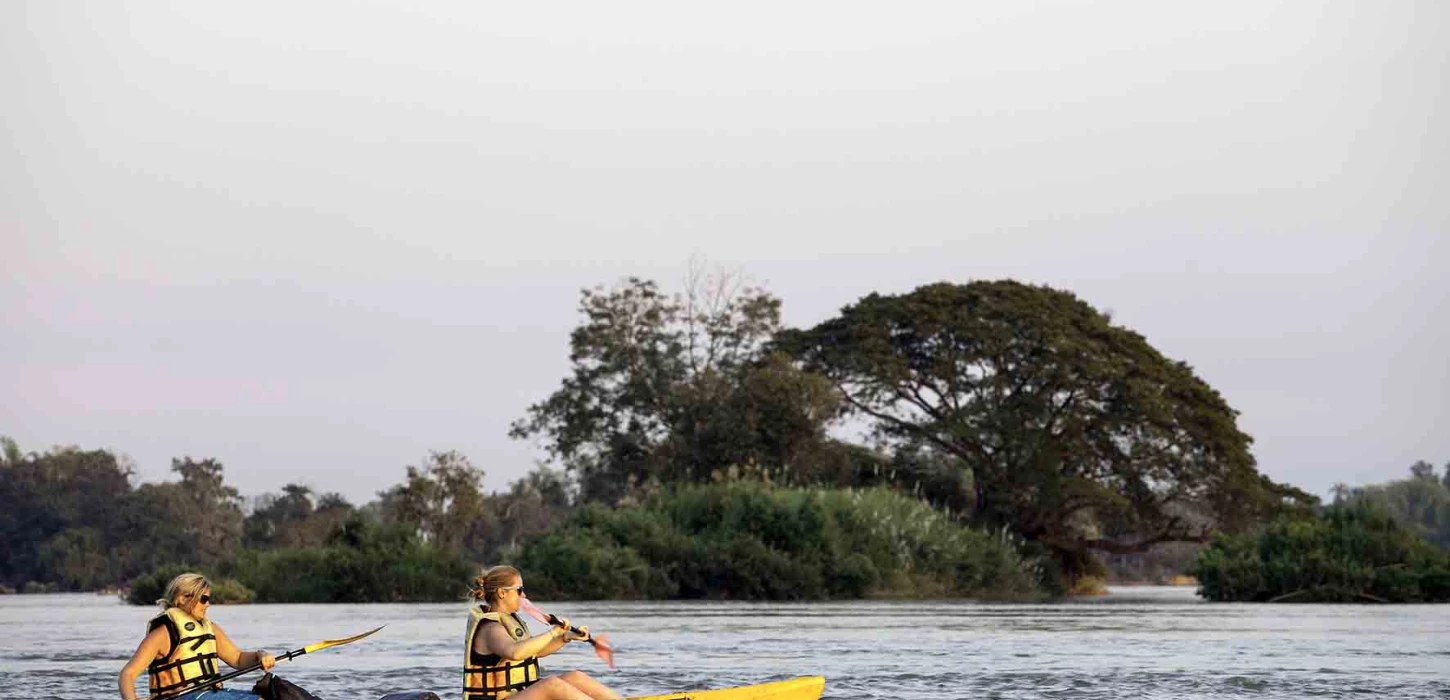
[463,566,620,700]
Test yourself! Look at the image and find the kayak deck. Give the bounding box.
[629,676,826,700]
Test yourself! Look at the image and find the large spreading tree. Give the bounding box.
[778,280,1312,580]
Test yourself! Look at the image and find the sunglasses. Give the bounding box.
[499,585,525,595]
[196,594,212,604]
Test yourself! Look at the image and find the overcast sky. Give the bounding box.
[3,1,1446,506]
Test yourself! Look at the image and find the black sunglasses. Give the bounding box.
[197,594,212,604]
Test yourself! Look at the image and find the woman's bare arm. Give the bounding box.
[118,626,168,700]
[478,621,568,662]
[213,624,275,671]
[536,617,588,658]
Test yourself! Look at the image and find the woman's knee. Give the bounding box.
[534,676,581,699]
[558,670,590,684]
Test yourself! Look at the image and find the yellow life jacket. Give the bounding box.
[146,607,221,698]
[463,607,541,700]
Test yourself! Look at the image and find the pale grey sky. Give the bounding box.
[3,1,1446,506]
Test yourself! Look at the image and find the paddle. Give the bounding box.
[164,625,385,698]
[518,598,616,670]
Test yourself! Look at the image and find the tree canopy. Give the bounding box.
[0,437,560,597]
[510,274,843,502]
[1332,460,1450,549]
[778,280,1313,579]
[0,447,247,590]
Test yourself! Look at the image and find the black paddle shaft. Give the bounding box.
[546,614,602,648]
[158,648,310,699]
[154,625,383,700]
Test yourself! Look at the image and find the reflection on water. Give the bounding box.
[3,587,1448,700]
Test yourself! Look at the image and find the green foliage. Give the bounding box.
[777,280,1315,583]
[230,515,472,602]
[1332,460,1450,549]
[125,565,255,606]
[162,458,246,566]
[0,434,552,601]
[127,565,184,605]
[371,454,571,566]
[510,275,844,503]
[518,525,671,599]
[1,442,155,590]
[1190,503,1450,602]
[519,482,1041,600]
[1,436,20,466]
[210,578,256,604]
[377,451,487,553]
[847,441,977,518]
[244,484,355,549]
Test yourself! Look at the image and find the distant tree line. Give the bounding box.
[0,438,565,600]
[0,443,247,593]
[8,271,1388,601]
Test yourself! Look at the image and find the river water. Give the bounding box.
[3,587,1447,700]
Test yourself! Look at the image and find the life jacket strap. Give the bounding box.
[148,653,221,694]
[463,657,540,700]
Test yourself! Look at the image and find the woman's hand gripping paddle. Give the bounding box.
[519,597,616,669]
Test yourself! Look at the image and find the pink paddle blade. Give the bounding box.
[517,597,616,669]
[518,597,551,626]
[592,633,616,670]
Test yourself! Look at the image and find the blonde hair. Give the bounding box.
[469,565,520,607]
[157,573,211,610]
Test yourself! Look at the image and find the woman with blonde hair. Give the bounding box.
[118,573,276,700]
[464,566,621,700]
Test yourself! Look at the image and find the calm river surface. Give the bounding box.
[3,587,1447,700]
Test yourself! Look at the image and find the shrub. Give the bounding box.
[519,482,1041,600]
[1191,503,1450,602]
[231,516,472,602]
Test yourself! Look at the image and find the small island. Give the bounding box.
[4,278,1447,603]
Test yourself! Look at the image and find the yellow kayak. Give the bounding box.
[378,676,825,700]
[628,676,825,700]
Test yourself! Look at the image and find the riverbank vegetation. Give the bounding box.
[519,482,1039,600]
[5,273,1439,602]
[1188,461,1450,602]
[1191,501,1450,602]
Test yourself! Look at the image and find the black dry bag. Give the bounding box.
[252,673,322,700]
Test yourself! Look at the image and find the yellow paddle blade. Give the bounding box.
[301,625,385,654]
